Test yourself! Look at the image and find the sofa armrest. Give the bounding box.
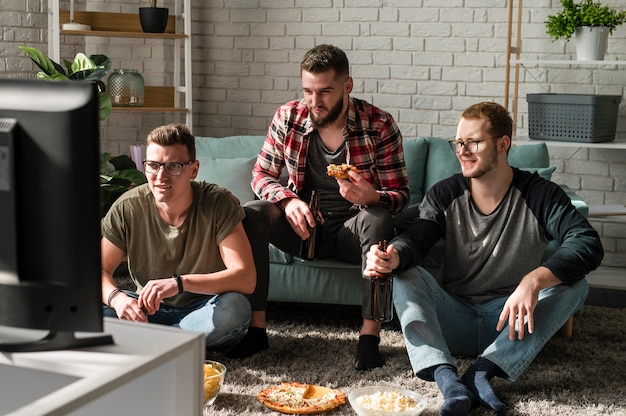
[559,184,588,218]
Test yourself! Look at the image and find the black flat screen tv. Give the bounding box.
[0,79,113,352]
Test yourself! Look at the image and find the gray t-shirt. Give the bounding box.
[438,186,548,302]
[101,181,245,308]
[303,132,354,216]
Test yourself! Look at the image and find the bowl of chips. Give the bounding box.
[348,386,427,416]
[203,360,227,406]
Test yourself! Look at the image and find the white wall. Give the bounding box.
[2,0,625,266]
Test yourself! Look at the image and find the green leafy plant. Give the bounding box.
[546,0,626,41]
[20,45,146,215]
[19,46,112,121]
[100,154,147,217]
[149,0,157,6]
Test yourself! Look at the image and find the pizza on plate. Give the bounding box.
[326,163,358,179]
[258,382,346,414]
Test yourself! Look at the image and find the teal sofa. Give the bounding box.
[194,136,588,306]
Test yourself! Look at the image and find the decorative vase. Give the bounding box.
[575,26,609,61]
[139,7,169,33]
[107,69,144,107]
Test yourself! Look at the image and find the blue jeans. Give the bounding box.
[103,291,251,349]
[393,266,588,381]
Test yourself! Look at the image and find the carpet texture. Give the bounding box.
[204,302,626,416]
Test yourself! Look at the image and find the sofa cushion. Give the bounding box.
[519,166,557,181]
[269,244,292,264]
[196,156,256,203]
[194,136,266,203]
[508,142,550,168]
[195,136,265,158]
[402,137,429,204]
[424,137,462,192]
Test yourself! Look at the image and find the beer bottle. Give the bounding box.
[369,240,394,322]
[299,189,321,260]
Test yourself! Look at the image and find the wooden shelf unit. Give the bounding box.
[504,0,625,147]
[48,0,193,128]
[59,11,183,37]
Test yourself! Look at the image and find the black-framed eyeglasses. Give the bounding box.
[448,137,501,154]
[143,160,195,176]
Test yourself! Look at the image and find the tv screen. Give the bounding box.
[0,79,113,352]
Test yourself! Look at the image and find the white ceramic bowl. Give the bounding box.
[203,360,226,406]
[348,386,427,416]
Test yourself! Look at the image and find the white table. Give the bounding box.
[0,318,204,415]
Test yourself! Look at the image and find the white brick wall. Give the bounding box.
[2,0,625,266]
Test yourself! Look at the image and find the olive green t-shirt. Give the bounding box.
[101,181,245,308]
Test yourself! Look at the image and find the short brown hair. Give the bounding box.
[146,123,196,161]
[461,102,513,139]
[300,44,349,80]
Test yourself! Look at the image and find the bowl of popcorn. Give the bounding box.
[203,360,227,406]
[348,386,427,416]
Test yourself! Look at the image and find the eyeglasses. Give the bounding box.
[448,137,501,154]
[143,160,194,176]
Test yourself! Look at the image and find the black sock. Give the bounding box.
[461,357,506,415]
[354,334,384,371]
[226,327,269,359]
[432,364,474,416]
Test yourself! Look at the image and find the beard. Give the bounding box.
[462,146,499,178]
[309,96,345,128]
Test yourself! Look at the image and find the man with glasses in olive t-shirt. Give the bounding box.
[101,123,256,352]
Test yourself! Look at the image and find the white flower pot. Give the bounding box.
[575,26,609,61]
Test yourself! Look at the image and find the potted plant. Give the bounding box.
[100,153,147,217]
[20,46,112,121]
[20,46,146,215]
[545,0,626,60]
[139,0,170,33]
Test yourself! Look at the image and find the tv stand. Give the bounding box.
[0,330,114,353]
[0,318,204,415]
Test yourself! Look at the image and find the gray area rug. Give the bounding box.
[204,302,626,416]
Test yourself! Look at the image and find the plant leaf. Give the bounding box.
[99,92,112,122]
[19,45,65,76]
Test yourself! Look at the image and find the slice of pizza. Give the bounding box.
[258,382,346,414]
[326,163,358,179]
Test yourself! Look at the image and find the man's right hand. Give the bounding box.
[110,293,149,323]
[364,243,399,277]
[281,198,316,240]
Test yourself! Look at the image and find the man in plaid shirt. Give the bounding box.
[230,44,410,370]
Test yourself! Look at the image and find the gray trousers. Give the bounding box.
[242,200,394,316]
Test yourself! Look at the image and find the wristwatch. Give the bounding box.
[377,190,390,208]
[173,274,184,294]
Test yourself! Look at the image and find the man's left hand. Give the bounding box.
[138,277,179,315]
[497,266,562,340]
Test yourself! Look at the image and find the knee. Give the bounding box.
[243,202,264,229]
[358,206,394,235]
[394,203,419,233]
[219,292,252,324]
[243,200,279,235]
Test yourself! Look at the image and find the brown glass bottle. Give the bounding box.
[369,240,394,322]
[299,189,321,260]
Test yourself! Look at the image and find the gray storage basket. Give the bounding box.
[527,93,621,143]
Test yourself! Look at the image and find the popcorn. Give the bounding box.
[355,389,421,412]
